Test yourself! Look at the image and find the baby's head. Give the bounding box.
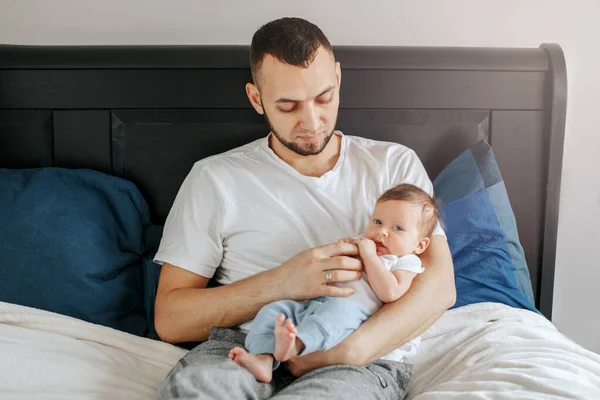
[364,184,441,257]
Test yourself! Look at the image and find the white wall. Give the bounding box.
[1,0,599,353]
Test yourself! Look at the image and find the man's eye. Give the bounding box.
[278,107,296,114]
[317,96,333,104]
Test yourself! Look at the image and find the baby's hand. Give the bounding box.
[354,237,377,257]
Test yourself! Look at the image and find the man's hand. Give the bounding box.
[154,240,364,344]
[285,352,334,377]
[275,240,364,302]
[284,340,359,377]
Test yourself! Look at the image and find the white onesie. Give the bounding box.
[339,253,425,315]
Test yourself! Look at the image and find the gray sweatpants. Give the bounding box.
[154,327,413,400]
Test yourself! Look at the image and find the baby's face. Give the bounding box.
[364,200,425,257]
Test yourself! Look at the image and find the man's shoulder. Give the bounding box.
[344,134,416,161]
[191,137,265,175]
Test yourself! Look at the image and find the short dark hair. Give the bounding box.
[377,184,442,237]
[249,17,334,85]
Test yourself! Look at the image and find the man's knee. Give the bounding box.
[155,357,256,399]
[278,362,413,399]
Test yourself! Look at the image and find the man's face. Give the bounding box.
[246,46,341,156]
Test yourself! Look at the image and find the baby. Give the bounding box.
[229,183,441,383]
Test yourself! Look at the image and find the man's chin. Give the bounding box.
[282,139,327,157]
[292,131,334,156]
[297,142,325,156]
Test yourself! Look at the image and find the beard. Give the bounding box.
[264,110,336,156]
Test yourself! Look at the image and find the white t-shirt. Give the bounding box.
[154,131,445,361]
[344,254,424,315]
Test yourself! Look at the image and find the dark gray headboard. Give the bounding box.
[0,44,567,319]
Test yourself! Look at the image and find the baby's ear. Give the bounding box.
[414,237,431,255]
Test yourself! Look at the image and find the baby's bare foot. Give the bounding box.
[273,314,299,362]
[228,347,273,383]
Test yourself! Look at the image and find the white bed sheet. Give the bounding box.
[1,301,599,399]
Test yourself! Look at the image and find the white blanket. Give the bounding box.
[0,302,186,399]
[1,301,599,399]
[406,302,600,399]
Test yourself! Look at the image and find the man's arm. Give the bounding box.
[346,235,455,364]
[286,235,455,375]
[155,262,283,343]
[154,241,364,344]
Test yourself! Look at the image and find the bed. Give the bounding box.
[1,43,599,399]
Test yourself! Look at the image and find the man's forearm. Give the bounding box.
[340,236,456,365]
[155,268,284,343]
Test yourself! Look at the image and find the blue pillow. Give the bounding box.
[0,168,150,336]
[433,140,537,313]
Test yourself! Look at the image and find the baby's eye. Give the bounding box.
[373,219,382,225]
[393,225,404,231]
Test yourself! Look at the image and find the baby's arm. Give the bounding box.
[356,238,418,303]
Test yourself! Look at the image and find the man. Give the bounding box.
[153,17,455,399]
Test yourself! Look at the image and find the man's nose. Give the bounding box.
[301,102,321,132]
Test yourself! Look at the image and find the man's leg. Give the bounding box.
[274,298,412,399]
[272,360,413,400]
[154,327,276,400]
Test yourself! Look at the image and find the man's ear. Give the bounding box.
[335,61,342,87]
[246,82,264,115]
[414,237,431,255]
